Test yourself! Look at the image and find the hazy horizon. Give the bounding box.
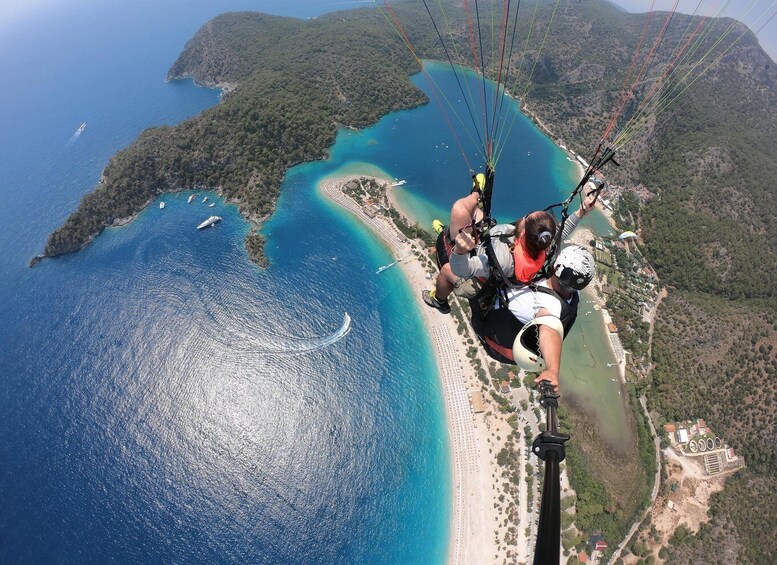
[607,0,777,62]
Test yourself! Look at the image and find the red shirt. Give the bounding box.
[512,235,546,283]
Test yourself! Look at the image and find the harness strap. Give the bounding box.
[483,232,517,309]
[483,336,515,362]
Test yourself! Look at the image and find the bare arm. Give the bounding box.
[532,307,563,391]
[560,186,597,240]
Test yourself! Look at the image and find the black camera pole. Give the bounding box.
[532,381,570,565]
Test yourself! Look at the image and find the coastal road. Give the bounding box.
[609,289,667,561]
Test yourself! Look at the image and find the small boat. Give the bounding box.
[208,203,215,207]
[74,122,86,136]
[611,378,617,382]
[376,260,398,274]
[197,215,222,230]
[159,202,165,209]
[389,179,407,187]
[376,254,409,274]
[187,195,195,204]
[202,196,208,203]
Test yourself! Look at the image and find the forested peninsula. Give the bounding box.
[40,8,429,266]
[41,1,777,561]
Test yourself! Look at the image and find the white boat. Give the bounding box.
[159,201,165,209]
[197,215,222,230]
[208,203,215,207]
[202,196,208,203]
[376,260,398,274]
[187,195,195,204]
[74,122,86,136]
[389,179,407,187]
[376,254,409,274]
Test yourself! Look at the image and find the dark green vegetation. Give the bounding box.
[43,8,430,264]
[648,293,777,564]
[558,383,656,562]
[45,1,776,559]
[508,4,776,561]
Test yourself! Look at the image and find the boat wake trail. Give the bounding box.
[67,122,87,145]
[253,312,352,355]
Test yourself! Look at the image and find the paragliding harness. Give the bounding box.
[466,145,618,330]
[460,166,524,315]
[465,166,553,319]
[468,282,580,365]
[540,141,620,275]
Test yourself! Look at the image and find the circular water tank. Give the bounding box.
[707,438,715,451]
[698,440,707,452]
[688,440,698,453]
[715,437,722,449]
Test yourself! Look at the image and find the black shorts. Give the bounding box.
[469,297,537,365]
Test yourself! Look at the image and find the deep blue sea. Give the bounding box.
[0,1,620,563]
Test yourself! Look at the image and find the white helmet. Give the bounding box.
[553,245,595,290]
[512,316,565,371]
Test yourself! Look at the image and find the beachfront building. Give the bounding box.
[363,203,380,218]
